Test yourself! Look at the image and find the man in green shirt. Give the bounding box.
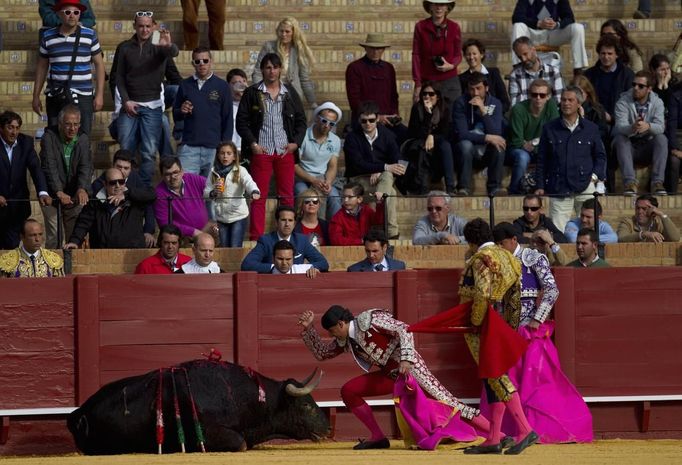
[40,104,93,248]
[507,78,558,194]
[567,227,611,268]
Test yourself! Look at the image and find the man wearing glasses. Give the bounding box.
[343,101,404,239]
[511,194,567,245]
[40,104,93,249]
[33,0,105,135]
[173,46,233,178]
[64,167,156,249]
[153,157,215,243]
[507,79,558,194]
[612,70,668,196]
[115,10,179,187]
[295,102,343,219]
[412,191,466,245]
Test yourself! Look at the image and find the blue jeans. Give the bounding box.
[117,106,163,187]
[506,147,534,194]
[455,140,505,193]
[218,217,247,247]
[177,145,214,178]
[294,180,342,220]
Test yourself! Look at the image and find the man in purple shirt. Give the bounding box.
[154,157,216,241]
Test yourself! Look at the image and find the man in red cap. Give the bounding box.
[33,0,105,135]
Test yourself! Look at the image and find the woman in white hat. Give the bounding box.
[412,0,462,106]
[253,17,318,108]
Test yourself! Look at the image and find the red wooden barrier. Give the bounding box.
[3,267,682,449]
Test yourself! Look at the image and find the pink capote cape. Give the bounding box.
[393,374,484,450]
[479,321,593,443]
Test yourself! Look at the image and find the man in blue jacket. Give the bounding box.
[452,72,506,196]
[347,229,405,272]
[173,46,233,178]
[534,86,607,233]
[241,205,329,273]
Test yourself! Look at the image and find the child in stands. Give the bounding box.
[204,142,260,247]
[328,182,384,245]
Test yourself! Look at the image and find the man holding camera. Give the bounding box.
[617,194,680,243]
[33,0,105,135]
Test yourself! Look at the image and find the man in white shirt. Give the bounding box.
[178,232,221,273]
[271,239,319,278]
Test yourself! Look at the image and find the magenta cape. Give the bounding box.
[409,302,528,379]
[479,321,594,443]
[393,374,483,450]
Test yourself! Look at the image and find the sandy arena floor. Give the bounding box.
[2,440,682,465]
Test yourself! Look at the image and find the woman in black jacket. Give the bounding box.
[407,81,455,194]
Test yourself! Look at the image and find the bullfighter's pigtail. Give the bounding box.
[183,369,206,452]
[171,369,186,452]
[156,368,165,454]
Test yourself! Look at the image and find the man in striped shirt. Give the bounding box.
[509,36,564,107]
[32,0,104,135]
[236,52,307,240]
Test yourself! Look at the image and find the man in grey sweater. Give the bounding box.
[412,191,467,245]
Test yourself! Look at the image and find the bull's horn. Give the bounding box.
[285,369,324,397]
[299,367,319,387]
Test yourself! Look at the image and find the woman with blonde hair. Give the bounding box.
[293,188,329,247]
[253,17,317,107]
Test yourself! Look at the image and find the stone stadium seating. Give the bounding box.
[3,0,682,254]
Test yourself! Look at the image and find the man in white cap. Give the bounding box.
[345,33,407,143]
[295,102,343,219]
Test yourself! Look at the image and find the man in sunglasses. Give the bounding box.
[343,101,403,239]
[91,150,157,248]
[412,191,466,245]
[507,79,558,194]
[612,70,668,196]
[33,0,105,135]
[295,102,343,219]
[173,46,232,179]
[114,10,179,187]
[64,167,156,250]
[512,194,567,245]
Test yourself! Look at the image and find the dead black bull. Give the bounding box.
[67,360,330,454]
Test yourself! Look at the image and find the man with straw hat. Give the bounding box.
[346,33,407,143]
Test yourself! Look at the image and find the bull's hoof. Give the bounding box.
[238,441,247,452]
[353,437,390,450]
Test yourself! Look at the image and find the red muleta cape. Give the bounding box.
[408,302,527,379]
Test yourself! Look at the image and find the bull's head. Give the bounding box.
[277,368,330,442]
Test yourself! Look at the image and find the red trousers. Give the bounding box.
[248,152,295,240]
[180,0,225,50]
[340,363,398,409]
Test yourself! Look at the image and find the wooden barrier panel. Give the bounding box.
[0,277,75,408]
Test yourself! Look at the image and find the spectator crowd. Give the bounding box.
[1,0,681,276]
